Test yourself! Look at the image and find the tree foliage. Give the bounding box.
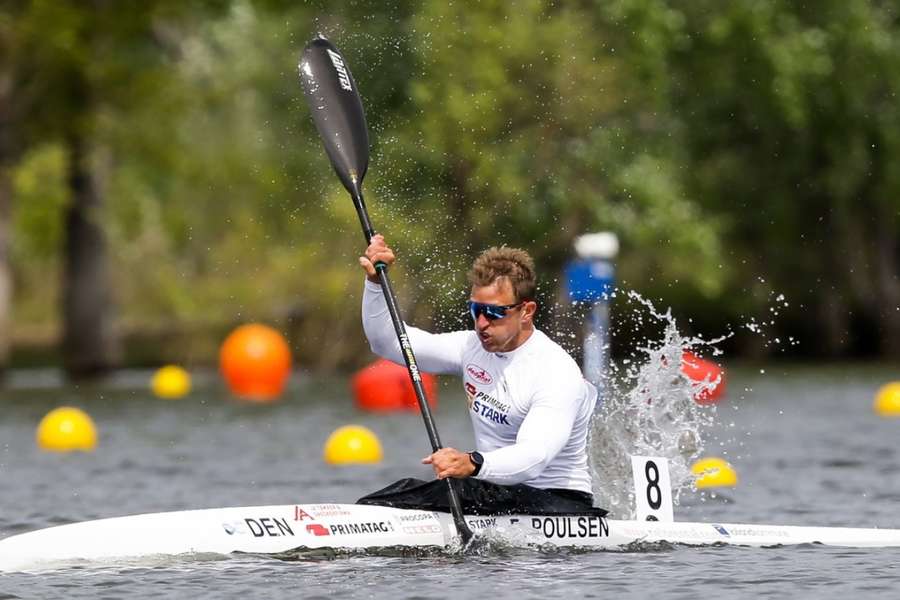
[2,0,898,370]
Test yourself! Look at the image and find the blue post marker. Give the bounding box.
[564,233,619,407]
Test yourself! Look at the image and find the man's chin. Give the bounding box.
[479,338,503,353]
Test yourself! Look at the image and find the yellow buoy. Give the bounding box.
[36,407,98,452]
[323,425,383,465]
[151,365,192,399]
[692,456,738,489]
[874,382,900,417]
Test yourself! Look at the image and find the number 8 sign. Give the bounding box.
[631,456,674,522]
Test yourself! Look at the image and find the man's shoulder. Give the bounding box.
[520,332,591,405]
[530,330,580,367]
[499,330,582,388]
[454,329,479,346]
[452,330,482,357]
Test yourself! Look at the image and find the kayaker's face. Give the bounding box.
[469,279,535,353]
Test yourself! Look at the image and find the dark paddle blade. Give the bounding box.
[298,36,370,197]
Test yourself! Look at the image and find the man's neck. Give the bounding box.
[501,326,535,353]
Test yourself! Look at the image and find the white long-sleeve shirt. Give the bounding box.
[362,280,596,494]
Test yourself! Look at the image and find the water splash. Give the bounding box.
[590,290,727,519]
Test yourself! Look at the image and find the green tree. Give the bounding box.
[2,0,229,376]
[366,0,726,339]
[628,0,900,356]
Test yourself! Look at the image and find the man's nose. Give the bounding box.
[476,314,491,329]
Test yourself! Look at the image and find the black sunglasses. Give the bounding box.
[467,300,524,321]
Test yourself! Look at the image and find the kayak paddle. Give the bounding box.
[298,35,473,545]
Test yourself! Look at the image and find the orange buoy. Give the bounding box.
[352,358,438,412]
[220,323,292,402]
[681,351,726,404]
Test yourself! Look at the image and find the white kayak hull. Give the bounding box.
[2,503,900,572]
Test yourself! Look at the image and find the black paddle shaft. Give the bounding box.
[353,193,471,545]
[299,36,472,544]
[353,189,442,450]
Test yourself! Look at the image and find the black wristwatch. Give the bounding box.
[468,451,484,477]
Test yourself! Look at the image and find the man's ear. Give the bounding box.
[523,300,537,322]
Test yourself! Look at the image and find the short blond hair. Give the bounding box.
[467,246,536,302]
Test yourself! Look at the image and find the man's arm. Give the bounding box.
[359,234,468,374]
[423,374,583,482]
[362,279,468,374]
[475,376,582,484]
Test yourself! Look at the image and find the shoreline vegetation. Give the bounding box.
[3,2,898,379]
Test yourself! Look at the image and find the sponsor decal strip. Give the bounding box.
[245,517,295,538]
[467,517,497,529]
[398,333,422,383]
[531,516,610,539]
[329,521,395,536]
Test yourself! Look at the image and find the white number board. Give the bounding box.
[631,455,674,522]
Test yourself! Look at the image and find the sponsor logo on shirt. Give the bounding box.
[470,392,509,425]
[471,390,511,425]
[466,363,493,385]
[465,382,477,409]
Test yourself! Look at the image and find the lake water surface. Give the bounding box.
[1,365,899,599]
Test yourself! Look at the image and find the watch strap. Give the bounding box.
[468,451,484,476]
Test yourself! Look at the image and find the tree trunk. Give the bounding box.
[0,68,13,376]
[874,212,900,358]
[819,285,850,357]
[62,131,119,378]
[0,165,10,375]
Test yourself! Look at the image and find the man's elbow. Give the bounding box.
[502,463,548,485]
[520,452,551,481]
[487,445,550,484]
[365,335,400,362]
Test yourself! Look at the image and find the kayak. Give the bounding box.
[3,502,900,572]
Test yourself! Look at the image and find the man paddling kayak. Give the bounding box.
[356,235,602,516]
